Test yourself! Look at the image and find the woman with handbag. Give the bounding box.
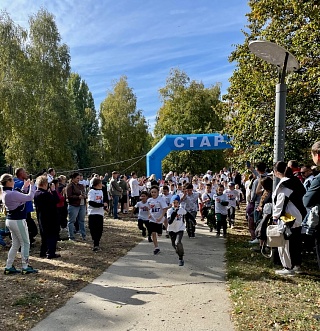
[272,161,306,276]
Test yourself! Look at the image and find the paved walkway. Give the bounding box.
[31,223,235,331]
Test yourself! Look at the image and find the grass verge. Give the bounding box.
[226,207,320,331]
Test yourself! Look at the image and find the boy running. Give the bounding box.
[132,191,152,242]
[148,186,168,255]
[214,184,229,237]
[224,182,240,228]
[167,195,187,266]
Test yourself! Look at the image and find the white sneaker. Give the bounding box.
[292,266,301,274]
[248,238,259,244]
[275,268,295,276]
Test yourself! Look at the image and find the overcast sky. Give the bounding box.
[1,0,250,131]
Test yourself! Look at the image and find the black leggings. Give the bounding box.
[88,214,104,247]
[169,231,184,259]
[138,219,151,236]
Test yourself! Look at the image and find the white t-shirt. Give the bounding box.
[223,189,240,208]
[147,196,168,224]
[167,207,187,232]
[183,192,199,212]
[160,193,172,207]
[134,201,149,221]
[201,191,214,208]
[87,189,104,216]
[214,193,228,215]
[129,177,140,197]
[47,174,54,184]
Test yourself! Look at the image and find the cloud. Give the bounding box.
[1,0,250,130]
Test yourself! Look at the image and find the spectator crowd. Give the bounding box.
[0,141,320,276]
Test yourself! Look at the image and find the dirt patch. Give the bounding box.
[0,215,142,331]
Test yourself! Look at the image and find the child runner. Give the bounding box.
[214,184,229,237]
[180,183,202,238]
[132,191,152,242]
[167,195,187,266]
[148,186,168,255]
[201,183,216,232]
[160,185,172,238]
[197,181,205,221]
[87,178,108,251]
[234,184,244,210]
[224,182,240,228]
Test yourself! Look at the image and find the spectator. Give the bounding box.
[34,176,60,259]
[109,171,123,220]
[47,168,56,184]
[87,178,108,251]
[14,168,38,245]
[272,161,306,276]
[301,165,315,191]
[129,172,141,207]
[118,175,129,214]
[1,173,37,275]
[66,172,87,241]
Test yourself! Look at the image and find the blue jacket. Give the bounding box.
[14,178,34,213]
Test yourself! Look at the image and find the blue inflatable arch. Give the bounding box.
[146,133,232,179]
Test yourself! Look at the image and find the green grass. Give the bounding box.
[12,293,42,307]
[226,210,320,331]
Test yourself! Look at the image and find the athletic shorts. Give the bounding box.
[149,222,163,235]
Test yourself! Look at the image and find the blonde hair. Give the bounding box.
[0,173,13,187]
[36,175,48,187]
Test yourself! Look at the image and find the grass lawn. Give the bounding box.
[226,206,320,331]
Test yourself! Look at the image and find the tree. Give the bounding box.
[100,76,151,175]
[67,73,100,170]
[154,68,226,174]
[0,9,77,173]
[223,0,320,168]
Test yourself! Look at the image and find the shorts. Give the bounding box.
[149,222,163,235]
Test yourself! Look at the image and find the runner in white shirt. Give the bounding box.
[132,191,152,242]
[167,195,187,266]
[223,182,240,228]
[148,186,168,255]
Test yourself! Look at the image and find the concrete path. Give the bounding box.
[31,223,235,331]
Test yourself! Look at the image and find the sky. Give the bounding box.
[1,0,250,132]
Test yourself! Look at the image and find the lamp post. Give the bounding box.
[248,40,300,190]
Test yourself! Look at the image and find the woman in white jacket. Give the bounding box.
[272,161,306,276]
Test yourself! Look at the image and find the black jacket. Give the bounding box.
[34,189,60,235]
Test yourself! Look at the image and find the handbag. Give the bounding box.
[266,225,285,247]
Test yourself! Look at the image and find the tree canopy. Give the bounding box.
[154,68,226,174]
[223,0,320,168]
[0,9,77,173]
[100,76,151,175]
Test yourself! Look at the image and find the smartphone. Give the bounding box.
[246,161,251,168]
[29,174,33,180]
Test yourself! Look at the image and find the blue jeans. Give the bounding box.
[67,205,86,239]
[112,195,120,219]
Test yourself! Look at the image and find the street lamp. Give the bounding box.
[248,40,300,190]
